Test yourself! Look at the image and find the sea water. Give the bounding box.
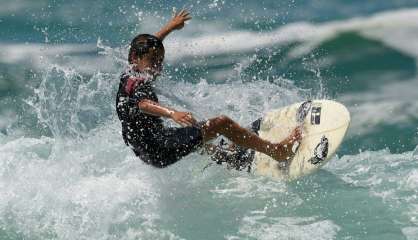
[1,1,418,239]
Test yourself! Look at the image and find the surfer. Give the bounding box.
[116,10,302,168]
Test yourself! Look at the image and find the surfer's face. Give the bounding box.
[138,47,165,76]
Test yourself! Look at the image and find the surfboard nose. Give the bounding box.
[254,99,351,180]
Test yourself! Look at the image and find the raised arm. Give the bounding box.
[154,10,192,40]
[138,99,197,127]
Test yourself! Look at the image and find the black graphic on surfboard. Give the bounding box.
[309,136,329,165]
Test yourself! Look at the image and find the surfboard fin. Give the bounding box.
[310,136,329,165]
[296,100,312,124]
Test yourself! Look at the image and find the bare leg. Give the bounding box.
[201,115,302,162]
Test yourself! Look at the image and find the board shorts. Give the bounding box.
[131,122,205,168]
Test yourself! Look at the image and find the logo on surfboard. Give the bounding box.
[309,136,329,165]
[311,106,322,125]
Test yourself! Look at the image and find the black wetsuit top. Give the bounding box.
[116,68,203,167]
[116,69,163,148]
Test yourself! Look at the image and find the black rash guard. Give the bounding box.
[116,67,203,167]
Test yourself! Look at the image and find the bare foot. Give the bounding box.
[270,126,302,162]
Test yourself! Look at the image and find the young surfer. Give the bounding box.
[115,10,301,168]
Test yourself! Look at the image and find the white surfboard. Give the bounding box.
[252,99,350,180]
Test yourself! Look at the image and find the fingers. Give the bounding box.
[174,117,189,127]
[181,118,193,126]
[178,9,186,17]
[182,12,192,21]
[178,120,191,127]
[178,9,189,17]
[175,9,192,20]
[180,119,193,126]
[169,9,191,31]
[181,11,190,18]
[172,111,198,127]
[177,113,197,126]
[182,113,196,126]
[187,112,197,125]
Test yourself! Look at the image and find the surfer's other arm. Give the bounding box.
[154,10,192,40]
[138,99,197,127]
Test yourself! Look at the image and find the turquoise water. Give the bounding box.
[1,0,418,239]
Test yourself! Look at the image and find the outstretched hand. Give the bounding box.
[171,111,197,127]
[167,9,192,31]
[154,9,192,40]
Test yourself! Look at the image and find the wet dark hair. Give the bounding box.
[128,34,164,63]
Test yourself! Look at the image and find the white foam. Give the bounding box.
[0,108,16,130]
[165,8,418,62]
[326,148,418,235]
[0,43,118,74]
[0,43,93,64]
[23,64,122,138]
[0,0,43,15]
[211,176,288,199]
[403,227,418,240]
[0,120,183,239]
[230,215,340,240]
[155,77,302,124]
[340,78,418,136]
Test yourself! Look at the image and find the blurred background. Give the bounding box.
[1,1,418,239]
